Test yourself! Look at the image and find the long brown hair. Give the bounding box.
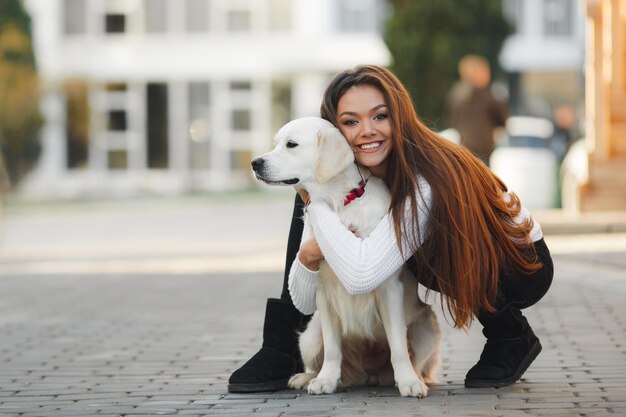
[320,65,542,328]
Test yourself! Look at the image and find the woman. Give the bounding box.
[228,65,553,393]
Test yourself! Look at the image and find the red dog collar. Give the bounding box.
[343,179,368,206]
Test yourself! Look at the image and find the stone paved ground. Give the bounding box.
[1,195,625,417]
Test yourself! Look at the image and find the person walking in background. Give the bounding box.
[551,104,577,162]
[447,55,508,166]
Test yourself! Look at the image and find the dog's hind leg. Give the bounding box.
[407,307,441,384]
[377,276,427,398]
[288,372,317,390]
[421,348,441,384]
[288,314,323,390]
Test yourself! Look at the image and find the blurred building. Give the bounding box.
[20,0,390,198]
[579,0,626,211]
[499,0,585,120]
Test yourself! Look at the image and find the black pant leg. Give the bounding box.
[407,239,554,313]
[496,238,554,311]
[280,193,306,303]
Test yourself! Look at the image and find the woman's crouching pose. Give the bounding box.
[228,65,553,393]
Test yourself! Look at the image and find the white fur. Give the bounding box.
[252,117,441,397]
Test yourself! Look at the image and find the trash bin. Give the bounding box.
[489,116,558,210]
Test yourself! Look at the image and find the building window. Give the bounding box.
[188,82,211,169]
[63,0,86,35]
[232,109,251,131]
[230,81,252,91]
[64,79,90,169]
[144,0,168,33]
[271,80,292,134]
[186,0,209,32]
[230,150,252,171]
[106,82,127,92]
[269,0,291,31]
[543,0,573,37]
[108,150,128,169]
[107,110,127,131]
[227,10,251,32]
[337,0,378,32]
[105,14,126,33]
[147,83,169,168]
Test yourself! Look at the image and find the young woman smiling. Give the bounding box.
[228,65,553,393]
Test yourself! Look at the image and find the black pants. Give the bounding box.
[280,194,307,303]
[494,238,553,311]
[279,194,554,315]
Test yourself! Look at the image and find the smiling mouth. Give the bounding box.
[357,141,382,151]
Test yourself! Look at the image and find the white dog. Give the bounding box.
[251,117,441,397]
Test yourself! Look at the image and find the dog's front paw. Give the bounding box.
[307,377,338,395]
[288,372,316,390]
[397,377,428,398]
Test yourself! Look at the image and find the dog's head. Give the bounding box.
[251,117,354,189]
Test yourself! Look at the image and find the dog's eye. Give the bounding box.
[286,141,299,149]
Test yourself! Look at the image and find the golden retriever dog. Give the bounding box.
[252,117,441,397]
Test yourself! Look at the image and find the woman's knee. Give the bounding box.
[507,239,554,310]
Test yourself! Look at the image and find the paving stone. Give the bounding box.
[1,203,626,416]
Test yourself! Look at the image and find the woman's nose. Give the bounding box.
[360,120,375,137]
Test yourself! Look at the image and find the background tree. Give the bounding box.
[385,0,512,129]
[0,0,43,188]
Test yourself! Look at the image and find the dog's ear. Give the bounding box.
[315,126,354,183]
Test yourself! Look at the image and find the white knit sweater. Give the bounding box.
[288,177,543,315]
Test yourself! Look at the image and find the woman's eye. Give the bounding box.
[374,113,388,121]
[342,119,357,126]
[286,141,298,149]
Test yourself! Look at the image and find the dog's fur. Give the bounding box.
[252,117,441,397]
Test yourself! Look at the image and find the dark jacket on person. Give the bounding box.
[447,82,508,158]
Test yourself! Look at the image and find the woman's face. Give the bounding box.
[336,84,393,180]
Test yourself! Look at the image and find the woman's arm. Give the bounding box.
[307,178,432,295]
[288,255,319,315]
[287,217,321,315]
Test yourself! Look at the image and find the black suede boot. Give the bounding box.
[228,298,307,393]
[465,305,542,388]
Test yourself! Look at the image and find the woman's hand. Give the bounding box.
[298,237,323,271]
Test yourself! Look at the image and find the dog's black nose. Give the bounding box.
[251,157,264,171]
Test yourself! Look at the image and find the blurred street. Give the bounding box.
[1,193,626,417]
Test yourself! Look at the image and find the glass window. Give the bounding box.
[107,110,127,131]
[230,81,252,91]
[269,0,291,31]
[232,109,251,131]
[64,79,90,169]
[189,82,210,122]
[186,0,209,32]
[63,0,86,35]
[144,0,168,33]
[147,83,169,168]
[105,14,126,33]
[337,0,377,32]
[106,82,127,92]
[227,10,251,32]
[544,0,573,37]
[230,150,252,171]
[271,80,291,134]
[108,150,128,169]
[188,82,211,169]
